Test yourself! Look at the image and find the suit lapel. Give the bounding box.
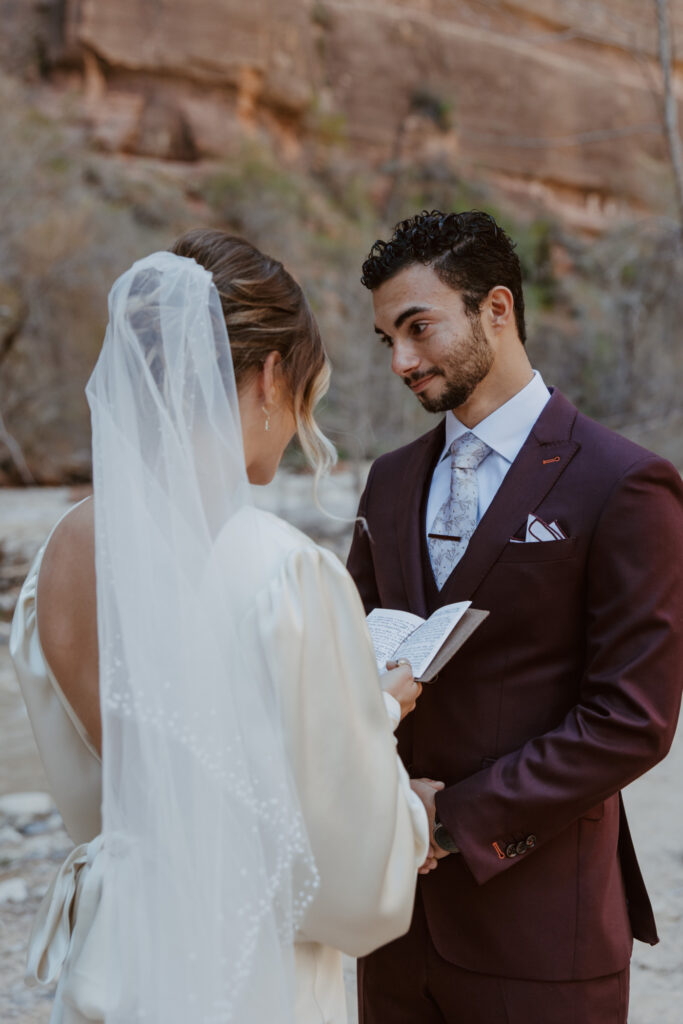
[439,389,581,602]
[395,421,445,618]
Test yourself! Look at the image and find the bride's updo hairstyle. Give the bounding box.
[170,228,336,482]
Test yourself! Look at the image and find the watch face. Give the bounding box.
[434,822,458,853]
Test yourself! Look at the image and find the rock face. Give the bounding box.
[1,0,683,484]
[54,0,683,228]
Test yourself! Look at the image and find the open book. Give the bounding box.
[367,601,489,683]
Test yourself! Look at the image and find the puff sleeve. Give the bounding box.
[252,544,428,957]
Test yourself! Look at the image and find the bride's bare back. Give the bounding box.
[36,498,101,754]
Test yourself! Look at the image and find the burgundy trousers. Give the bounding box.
[357,892,629,1024]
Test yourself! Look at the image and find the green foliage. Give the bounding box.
[311,2,333,30]
[390,169,498,226]
[515,219,558,311]
[619,261,638,287]
[202,145,313,228]
[47,155,70,174]
[306,99,349,147]
[409,88,453,132]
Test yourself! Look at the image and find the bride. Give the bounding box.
[10,230,432,1024]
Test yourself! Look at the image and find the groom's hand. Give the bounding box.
[410,778,447,874]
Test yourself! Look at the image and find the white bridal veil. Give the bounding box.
[86,252,317,1022]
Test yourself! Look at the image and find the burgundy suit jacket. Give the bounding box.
[347,389,683,981]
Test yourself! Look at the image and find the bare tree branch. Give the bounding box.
[463,0,653,57]
[462,122,662,149]
[0,406,34,484]
[655,0,683,227]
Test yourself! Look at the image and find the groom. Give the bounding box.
[347,210,683,1023]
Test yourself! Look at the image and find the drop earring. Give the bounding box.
[262,405,271,432]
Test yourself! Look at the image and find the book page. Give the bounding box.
[366,608,425,672]
[420,608,489,682]
[393,601,471,679]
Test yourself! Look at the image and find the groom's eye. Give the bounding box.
[377,333,393,348]
[411,322,428,337]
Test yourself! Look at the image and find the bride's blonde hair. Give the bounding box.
[170,229,336,485]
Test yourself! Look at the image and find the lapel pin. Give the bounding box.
[542,456,561,465]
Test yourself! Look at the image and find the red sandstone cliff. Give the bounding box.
[42,0,683,230]
[1,0,683,484]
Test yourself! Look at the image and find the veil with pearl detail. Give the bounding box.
[86,251,318,1022]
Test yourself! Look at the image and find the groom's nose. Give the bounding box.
[391,339,421,377]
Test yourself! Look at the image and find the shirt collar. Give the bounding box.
[441,370,551,465]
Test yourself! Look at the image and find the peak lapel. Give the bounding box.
[395,421,445,618]
[439,389,581,602]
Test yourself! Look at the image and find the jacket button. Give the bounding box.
[526,834,537,849]
[515,841,527,856]
[505,844,517,858]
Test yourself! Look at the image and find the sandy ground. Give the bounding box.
[1,485,682,1022]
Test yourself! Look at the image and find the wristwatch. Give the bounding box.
[433,816,460,854]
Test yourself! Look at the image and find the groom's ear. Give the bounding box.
[486,286,515,330]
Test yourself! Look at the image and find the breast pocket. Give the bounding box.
[497,537,578,563]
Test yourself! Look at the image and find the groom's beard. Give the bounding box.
[404,317,494,414]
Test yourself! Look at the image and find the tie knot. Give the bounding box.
[450,432,491,470]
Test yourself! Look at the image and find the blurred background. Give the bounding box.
[1,0,683,486]
[1,1,682,1021]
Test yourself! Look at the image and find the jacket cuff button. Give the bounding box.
[505,844,517,858]
[526,834,537,849]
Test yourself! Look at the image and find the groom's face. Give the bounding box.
[372,263,493,414]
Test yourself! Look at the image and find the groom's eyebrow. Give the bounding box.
[374,305,431,337]
[393,305,430,329]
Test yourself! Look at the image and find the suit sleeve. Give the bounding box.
[346,463,382,614]
[436,455,683,885]
[254,544,428,954]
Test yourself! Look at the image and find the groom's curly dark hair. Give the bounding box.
[361,210,527,344]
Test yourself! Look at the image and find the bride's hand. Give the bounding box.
[383,660,422,720]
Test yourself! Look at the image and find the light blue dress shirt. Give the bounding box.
[425,370,551,539]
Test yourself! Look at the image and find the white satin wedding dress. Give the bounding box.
[11,502,428,1024]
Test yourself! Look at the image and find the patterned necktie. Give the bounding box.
[428,432,492,590]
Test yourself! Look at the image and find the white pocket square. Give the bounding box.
[510,514,569,543]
